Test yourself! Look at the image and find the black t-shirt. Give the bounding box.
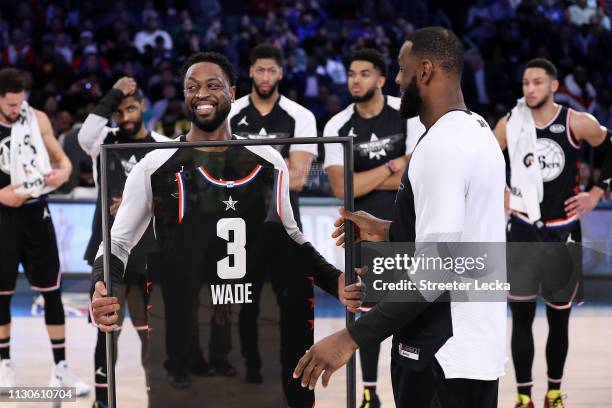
[323,96,423,219]
[228,94,319,227]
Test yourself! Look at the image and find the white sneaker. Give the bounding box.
[0,359,16,393]
[48,360,90,396]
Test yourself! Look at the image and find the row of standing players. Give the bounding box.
[0,38,610,408]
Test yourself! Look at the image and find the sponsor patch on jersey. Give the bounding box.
[549,124,566,134]
[398,343,420,360]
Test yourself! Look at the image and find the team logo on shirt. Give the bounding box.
[120,155,138,176]
[348,127,357,137]
[549,124,566,134]
[238,116,249,126]
[222,195,238,211]
[0,136,10,175]
[356,133,402,160]
[536,138,565,181]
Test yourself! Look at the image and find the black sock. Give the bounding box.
[517,385,532,397]
[548,380,561,391]
[50,338,65,364]
[95,381,108,404]
[95,330,109,403]
[0,337,9,360]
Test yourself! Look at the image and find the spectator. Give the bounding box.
[556,65,597,113]
[567,0,597,26]
[134,16,173,54]
[466,0,492,28]
[53,111,73,138]
[462,49,505,121]
[148,83,179,129]
[2,28,37,66]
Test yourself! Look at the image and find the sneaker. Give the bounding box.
[213,360,237,377]
[359,389,381,408]
[514,394,534,408]
[0,360,16,393]
[543,390,566,408]
[48,360,90,396]
[92,401,108,408]
[188,357,215,377]
[166,368,191,389]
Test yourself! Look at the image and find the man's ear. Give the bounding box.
[230,85,236,103]
[140,99,147,113]
[420,60,434,85]
[249,65,254,79]
[551,79,559,94]
[377,75,386,89]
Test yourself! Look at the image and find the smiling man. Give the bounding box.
[293,27,507,408]
[89,52,364,407]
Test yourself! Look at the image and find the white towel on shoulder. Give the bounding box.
[10,101,54,197]
[506,97,543,223]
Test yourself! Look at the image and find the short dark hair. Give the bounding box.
[129,88,145,102]
[180,52,236,86]
[250,44,284,66]
[406,27,464,77]
[349,48,388,77]
[525,58,558,79]
[0,68,26,95]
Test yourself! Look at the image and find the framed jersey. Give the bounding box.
[98,136,357,408]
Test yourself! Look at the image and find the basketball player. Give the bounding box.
[323,48,424,408]
[227,43,318,384]
[0,68,89,394]
[294,27,507,408]
[89,52,364,408]
[229,43,318,229]
[79,76,170,408]
[493,58,612,408]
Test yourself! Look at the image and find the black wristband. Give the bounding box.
[92,88,125,119]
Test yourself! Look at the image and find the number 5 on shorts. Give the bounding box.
[216,218,246,279]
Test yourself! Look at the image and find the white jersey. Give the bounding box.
[410,110,507,380]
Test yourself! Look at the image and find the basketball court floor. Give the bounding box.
[4,282,611,408]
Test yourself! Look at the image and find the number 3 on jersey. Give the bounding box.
[216,218,246,279]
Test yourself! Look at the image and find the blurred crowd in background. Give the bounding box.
[1,0,610,197]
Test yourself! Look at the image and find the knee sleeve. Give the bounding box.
[0,295,12,325]
[43,290,65,325]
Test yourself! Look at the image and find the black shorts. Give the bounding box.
[391,357,499,408]
[0,201,61,294]
[506,215,582,307]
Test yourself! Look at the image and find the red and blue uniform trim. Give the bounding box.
[197,164,263,188]
[175,171,186,224]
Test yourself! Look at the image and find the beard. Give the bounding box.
[118,117,143,137]
[186,99,232,133]
[351,86,377,103]
[253,80,280,100]
[526,94,549,110]
[0,110,19,124]
[399,77,422,119]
